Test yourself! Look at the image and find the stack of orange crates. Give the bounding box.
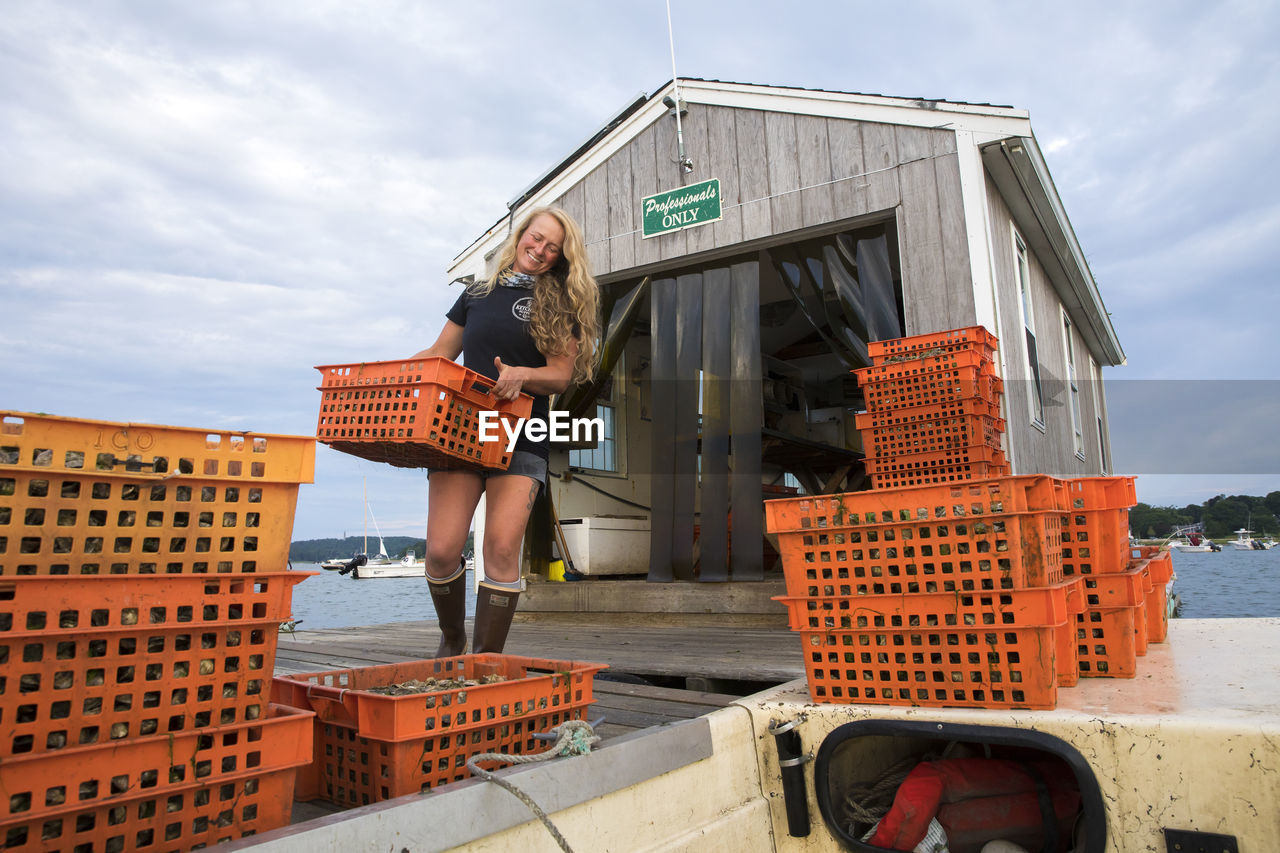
[271,654,606,807]
[765,327,1176,710]
[853,326,1010,490]
[0,411,316,852]
[1059,477,1149,678]
[765,475,1084,710]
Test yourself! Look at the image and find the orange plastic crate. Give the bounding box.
[271,654,605,742]
[1075,606,1139,678]
[1061,476,1137,511]
[1079,568,1147,609]
[858,412,1005,459]
[774,579,1082,633]
[869,326,999,365]
[315,357,533,471]
[1144,555,1173,643]
[0,704,312,852]
[1145,549,1173,576]
[1058,476,1137,577]
[1055,622,1081,688]
[858,366,1004,413]
[1127,546,1166,645]
[770,512,1065,598]
[1132,565,1153,656]
[1059,508,1131,576]
[855,347,993,384]
[864,443,1007,476]
[795,621,1062,709]
[854,396,1003,432]
[765,476,1067,534]
[0,412,314,576]
[273,654,605,806]
[299,702,591,806]
[777,580,1084,693]
[1051,576,1088,687]
[1,572,310,757]
[869,459,1011,491]
[2,770,302,853]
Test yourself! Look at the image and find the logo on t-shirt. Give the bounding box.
[512,296,533,322]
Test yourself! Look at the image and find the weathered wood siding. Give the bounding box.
[547,105,972,318]
[985,175,1108,477]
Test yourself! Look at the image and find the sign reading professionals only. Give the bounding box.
[641,178,722,239]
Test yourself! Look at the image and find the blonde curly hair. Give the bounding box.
[471,206,600,386]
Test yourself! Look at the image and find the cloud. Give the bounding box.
[1107,380,1280,474]
[3,0,1279,538]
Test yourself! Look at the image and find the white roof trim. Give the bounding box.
[982,136,1125,365]
[678,79,1031,136]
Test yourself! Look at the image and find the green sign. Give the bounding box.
[641,178,722,239]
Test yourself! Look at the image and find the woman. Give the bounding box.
[413,206,599,656]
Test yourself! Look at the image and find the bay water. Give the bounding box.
[286,549,1279,630]
[287,563,476,631]
[1165,546,1280,618]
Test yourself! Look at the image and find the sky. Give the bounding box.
[2,1,1278,540]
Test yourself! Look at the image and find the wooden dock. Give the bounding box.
[276,614,806,822]
[274,615,806,742]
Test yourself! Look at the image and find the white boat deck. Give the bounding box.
[227,618,1280,852]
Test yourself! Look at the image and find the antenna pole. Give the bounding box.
[666,0,692,174]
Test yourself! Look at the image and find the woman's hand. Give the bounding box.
[492,357,529,401]
[489,343,576,399]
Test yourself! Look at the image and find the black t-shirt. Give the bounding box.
[446,285,550,459]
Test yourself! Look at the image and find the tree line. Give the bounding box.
[1129,492,1280,540]
[289,533,477,562]
[288,536,426,562]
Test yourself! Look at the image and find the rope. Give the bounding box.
[840,753,926,832]
[464,720,601,853]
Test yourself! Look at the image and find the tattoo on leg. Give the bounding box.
[526,481,538,511]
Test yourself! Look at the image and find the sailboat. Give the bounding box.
[336,481,428,578]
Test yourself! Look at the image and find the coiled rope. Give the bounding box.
[465,719,601,853]
[840,753,925,832]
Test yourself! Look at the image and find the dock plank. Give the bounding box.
[273,616,805,749]
[276,618,805,683]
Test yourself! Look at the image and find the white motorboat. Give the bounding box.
[1167,526,1218,552]
[350,549,427,579]
[1168,538,1215,553]
[1229,528,1276,550]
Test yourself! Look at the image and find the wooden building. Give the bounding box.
[447,79,1124,607]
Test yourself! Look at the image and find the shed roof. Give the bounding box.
[449,78,1123,365]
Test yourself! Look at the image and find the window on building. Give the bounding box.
[1062,312,1084,458]
[568,403,617,472]
[568,362,620,474]
[1091,357,1109,473]
[1014,230,1045,425]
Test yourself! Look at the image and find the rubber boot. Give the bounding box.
[472,584,521,654]
[427,560,468,658]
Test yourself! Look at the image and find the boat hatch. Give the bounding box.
[813,720,1106,853]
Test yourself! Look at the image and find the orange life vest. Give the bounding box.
[867,757,1080,853]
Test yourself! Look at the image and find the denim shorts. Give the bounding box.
[429,450,547,489]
